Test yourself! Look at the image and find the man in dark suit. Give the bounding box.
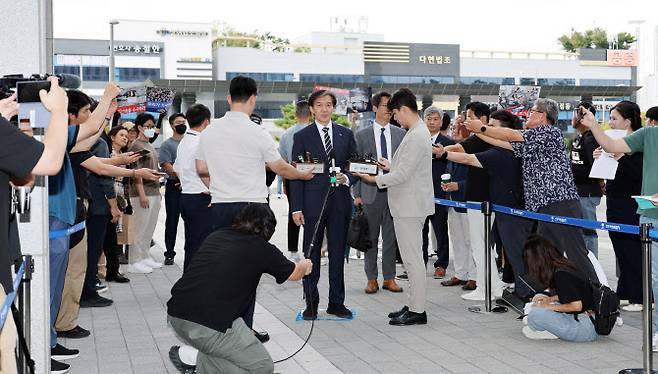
[353,91,405,294]
[423,107,455,279]
[291,89,357,320]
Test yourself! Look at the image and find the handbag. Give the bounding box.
[347,205,371,252]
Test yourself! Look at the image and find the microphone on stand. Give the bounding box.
[329,158,338,187]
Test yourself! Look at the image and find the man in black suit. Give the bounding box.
[423,107,454,279]
[291,89,357,320]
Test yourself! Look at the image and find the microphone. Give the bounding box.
[329,158,338,187]
[52,73,82,89]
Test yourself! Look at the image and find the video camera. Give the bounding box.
[0,73,81,100]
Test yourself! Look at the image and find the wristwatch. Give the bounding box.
[480,125,487,133]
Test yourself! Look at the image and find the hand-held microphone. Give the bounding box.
[329,158,338,187]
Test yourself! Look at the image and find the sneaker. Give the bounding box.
[522,326,558,340]
[619,299,630,306]
[433,267,446,279]
[461,287,503,301]
[142,258,163,269]
[80,294,113,308]
[395,272,408,281]
[51,343,79,360]
[622,304,643,312]
[169,345,197,374]
[51,358,70,374]
[56,325,90,339]
[289,252,301,262]
[164,257,175,266]
[96,283,108,294]
[128,262,153,274]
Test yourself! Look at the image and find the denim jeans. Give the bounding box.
[49,216,71,347]
[527,306,597,342]
[641,216,658,333]
[579,196,601,257]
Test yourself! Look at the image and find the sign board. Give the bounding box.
[607,49,638,67]
[117,86,175,114]
[363,42,460,77]
[498,85,541,117]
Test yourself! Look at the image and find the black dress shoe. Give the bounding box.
[302,305,318,320]
[106,272,130,283]
[253,330,270,343]
[389,310,427,326]
[326,303,353,319]
[57,325,90,339]
[164,257,175,266]
[388,305,409,319]
[169,345,197,374]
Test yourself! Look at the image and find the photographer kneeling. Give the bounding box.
[167,203,312,374]
[522,235,597,342]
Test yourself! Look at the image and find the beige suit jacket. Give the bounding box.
[375,120,434,218]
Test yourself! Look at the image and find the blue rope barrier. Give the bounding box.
[0,262,25,330]
[434,199,641,235]
[49,221,86,239]
[650,228,658,241]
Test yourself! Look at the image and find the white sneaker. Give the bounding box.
[620,299,630,306]
[289,252,301,262]
[142,258,163,269]
[127,262,153,274]
[460,288,503,301]
[522,326,558,340]
[653,333,658,352]
[622,304,643,312]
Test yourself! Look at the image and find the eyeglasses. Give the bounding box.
[528,108,544,115]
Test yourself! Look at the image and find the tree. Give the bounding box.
[274,103,350,129]
[558,28,636,52]
[614,32,637,49]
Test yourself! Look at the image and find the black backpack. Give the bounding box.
[558,268,620,335]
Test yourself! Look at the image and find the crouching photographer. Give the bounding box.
[167,203,312,374]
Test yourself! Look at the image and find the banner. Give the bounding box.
[498,85,541,117]
[117,86,175,114]
[313,85,350,115]
[348,87,372,113]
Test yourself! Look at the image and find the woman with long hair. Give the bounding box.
[594,101,644,311]
[522,235,597,342]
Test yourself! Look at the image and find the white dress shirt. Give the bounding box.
[373,121,392,176]
[315,121,333,148]
[174,129,209,194]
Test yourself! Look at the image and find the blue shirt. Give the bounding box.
[278,124,306,162]
[49,126,80,225]
[159,137,181,180]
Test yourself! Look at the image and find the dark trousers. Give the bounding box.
[536,200,598,282]
[104,220,120,274]
[180,193,213,271]
[496,213,534,297]
[211,201,266,328]
[81,214,109,300]
[284,179,300,253]
[302,196,350,308]
[164,179,182,258]
[608,197,643,304]
[422,204,449,269]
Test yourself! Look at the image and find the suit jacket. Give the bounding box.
[432,134,456,199]
[352,124,406,205]
[290,122,357,217]
[375,121,434,218]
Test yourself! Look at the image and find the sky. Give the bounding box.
[53,0,657,52]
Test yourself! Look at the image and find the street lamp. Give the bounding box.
[109,20,119,82]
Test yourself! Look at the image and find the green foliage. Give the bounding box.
[273,103,350,129]
[214,22,291,51]
[557,28,635,52]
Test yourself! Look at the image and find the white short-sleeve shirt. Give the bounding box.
[196,111,281,203]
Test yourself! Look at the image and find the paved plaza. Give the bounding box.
[63,195,650,374]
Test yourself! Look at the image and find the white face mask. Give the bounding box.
[143,128,156,138]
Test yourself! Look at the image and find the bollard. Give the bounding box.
[620,223,656,374]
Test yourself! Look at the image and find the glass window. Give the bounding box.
[520,78,536,85]
[580,79,631,86]
[299,74,363,83]
[227,72,294,82]
[537,78,575,86]
[82,66,109,82]
[460,76,514,85]
[114,68,160,82]
[54,65,81,77]
[367,75,454,84]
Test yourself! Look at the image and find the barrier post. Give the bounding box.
[482,201,492,312]
[620,222,656,374]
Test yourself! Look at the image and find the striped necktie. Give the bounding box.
[322,127,333,157]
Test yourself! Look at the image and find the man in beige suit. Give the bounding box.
[356,88,434,326]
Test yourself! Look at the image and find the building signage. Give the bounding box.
[113,44,162,54]
[363,42,460,77]
[156,29,209,38]
[607,49,638,67]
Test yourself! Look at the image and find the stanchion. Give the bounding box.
[468,202,507,314]
[620,223,656,374]
[18,255,34,374]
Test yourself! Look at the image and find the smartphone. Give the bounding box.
[460,110,466,121]
[16,80,52,129]
[574,107,585,122]
[135,149,150,157]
